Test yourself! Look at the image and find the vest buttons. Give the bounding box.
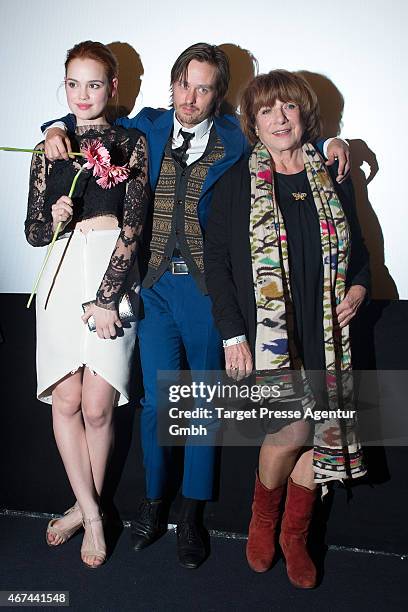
[177,199,183,205]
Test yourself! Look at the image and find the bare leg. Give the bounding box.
[259,419,311,489]
[79,369,117,566]
[48,370,99,546]
[81,368,117,496]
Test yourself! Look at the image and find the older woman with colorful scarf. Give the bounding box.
[204,70,370,588]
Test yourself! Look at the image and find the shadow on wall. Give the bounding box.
[107,42,144,121]
[348,140,398,300]
[298,71,398,300]
[219,43,258,115]
[106,40,259,118]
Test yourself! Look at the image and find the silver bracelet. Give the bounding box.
[222,335,247,348]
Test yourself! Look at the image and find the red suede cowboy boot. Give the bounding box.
[279,477,317,588]
[246,472,285,572]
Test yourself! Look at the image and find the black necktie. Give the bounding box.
[172,130,194,168]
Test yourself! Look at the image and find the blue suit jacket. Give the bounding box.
[116,108,248,230]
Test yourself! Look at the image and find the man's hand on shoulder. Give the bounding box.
[325,137,350,184]
[45,127,72,161]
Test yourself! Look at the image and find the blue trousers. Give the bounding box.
[138,272,222,500]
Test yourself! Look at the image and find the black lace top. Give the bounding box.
[25,124,149,310]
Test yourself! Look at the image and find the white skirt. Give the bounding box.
[35,229,137,406]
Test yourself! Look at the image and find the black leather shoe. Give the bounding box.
[131,499,167,551]
[176,521,208,569]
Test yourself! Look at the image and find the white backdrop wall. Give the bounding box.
[1,0,406,297]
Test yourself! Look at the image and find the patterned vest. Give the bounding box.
[144,130,225,290]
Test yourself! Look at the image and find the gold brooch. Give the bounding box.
[292,192,307,201]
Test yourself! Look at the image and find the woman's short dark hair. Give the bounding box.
[170,43,230,114]
[240,69,321,145]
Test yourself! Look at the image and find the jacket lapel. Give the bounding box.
[200,114,248,198]
[148,110,174,190]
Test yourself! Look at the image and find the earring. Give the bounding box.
[255,125,259,137]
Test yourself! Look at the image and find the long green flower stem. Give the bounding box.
[26,163,87,308]
[0,146,83,156]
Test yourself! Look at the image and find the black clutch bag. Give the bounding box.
[82,290,139,332]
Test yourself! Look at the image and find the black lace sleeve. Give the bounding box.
[25,143,54,246]
[95,134,149,310]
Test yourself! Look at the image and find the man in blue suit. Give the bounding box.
[119,45,247,569]
[44,42,349,569]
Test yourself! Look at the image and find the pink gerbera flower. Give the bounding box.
[96,165,130,189]
[82,139,111,176]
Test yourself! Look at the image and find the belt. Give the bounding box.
[169,260,189,275]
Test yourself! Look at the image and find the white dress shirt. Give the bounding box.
[172,115,213,165]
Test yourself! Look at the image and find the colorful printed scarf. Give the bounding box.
[249,141,366,486]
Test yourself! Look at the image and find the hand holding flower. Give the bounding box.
[51,196,73,232]
[81,302,122,339]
